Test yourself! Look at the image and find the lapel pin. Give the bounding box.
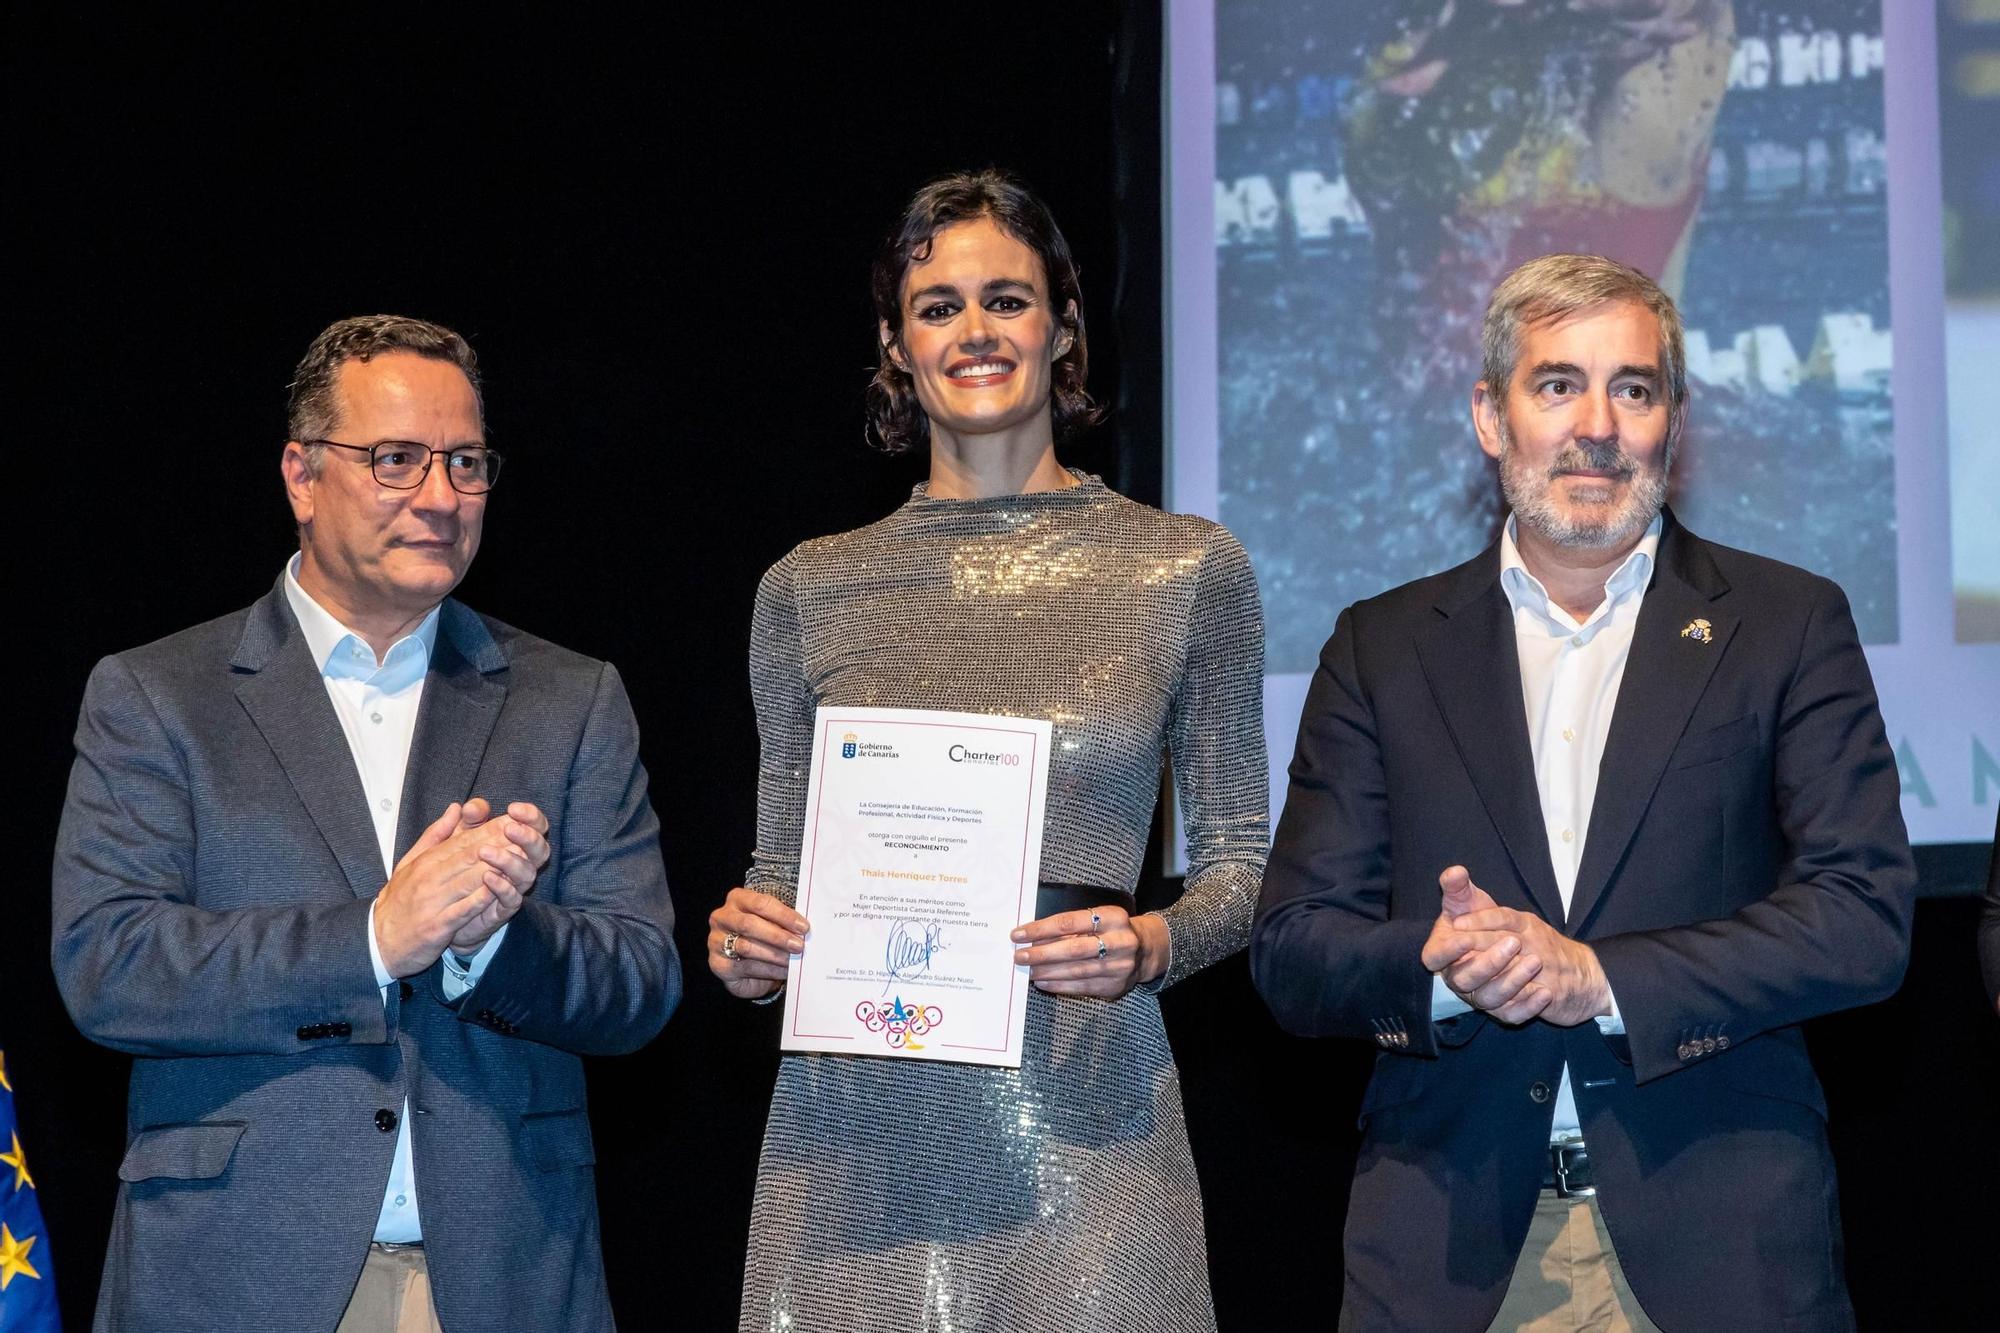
[1679,618,1714,644]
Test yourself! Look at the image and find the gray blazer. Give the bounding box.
[53,580,680,1332]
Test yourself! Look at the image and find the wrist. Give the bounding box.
[1582,945,1612,1019]
[1133,913,1171,983]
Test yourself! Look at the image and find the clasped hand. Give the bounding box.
[373,798,551,979]
[1419,865,1610,1027]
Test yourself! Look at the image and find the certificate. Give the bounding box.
[780,705,1050,1068]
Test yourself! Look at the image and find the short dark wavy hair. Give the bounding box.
[288,315,482,471]
[866,169,1103,455]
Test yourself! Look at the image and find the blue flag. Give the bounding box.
[0,1049,60,1331]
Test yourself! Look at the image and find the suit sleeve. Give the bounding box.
[53,654,391,1057]
[1251,607,1439,1054]
[1979,840,1999,1013]
[453,662,680,1056]
[1592,581,1916,1082]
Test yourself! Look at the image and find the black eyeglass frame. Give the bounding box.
[304,439,505,494]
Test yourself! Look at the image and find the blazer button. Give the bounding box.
[375,1108,399,1133]
[296,1025,316,1040]
[400,981,414,1001]
[1677,1042,1694,1061]
[333,1022,352,1037]
[1529,1081,1551,1104]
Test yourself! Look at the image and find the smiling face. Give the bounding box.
[281,351,487,631]
[884,215,1073,448]
[1473,299,1674,554]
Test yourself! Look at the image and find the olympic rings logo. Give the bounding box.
[855,997,944,1051]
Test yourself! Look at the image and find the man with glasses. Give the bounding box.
[53,315,679,1332]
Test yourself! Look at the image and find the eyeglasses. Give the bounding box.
[306,439,504,494]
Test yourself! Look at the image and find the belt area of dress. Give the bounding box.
[1034,881,1137,920]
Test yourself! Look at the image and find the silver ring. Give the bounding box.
[722,932,740,961]
[1090,912,1103,934]
[1096,939,1109,961]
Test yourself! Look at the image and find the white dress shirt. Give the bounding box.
[283,558,507,1242]
[1430,513,1660,1140]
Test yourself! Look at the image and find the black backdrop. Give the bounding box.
[7,6,1994,1329]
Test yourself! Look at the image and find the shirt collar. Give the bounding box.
[1499,511,1662,633]
[283,554,441,678]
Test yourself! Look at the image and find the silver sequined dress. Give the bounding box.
[740,472,1268,1333]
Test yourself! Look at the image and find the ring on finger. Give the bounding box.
[722,932,740,961]
[1089,911,1103,934]
[1096,938,1108,961]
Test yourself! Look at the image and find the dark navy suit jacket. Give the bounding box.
[1981,839,1999,1009]
[53,581,681,1332]
[1252,512,1913,1332]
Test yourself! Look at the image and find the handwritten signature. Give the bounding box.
[884,919,948,991]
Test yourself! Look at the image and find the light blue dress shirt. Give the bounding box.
[283,558,508,1242]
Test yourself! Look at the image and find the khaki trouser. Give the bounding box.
[1487,1192,1664,1332]
[336,1243,444,1333]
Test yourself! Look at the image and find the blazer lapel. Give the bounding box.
[1415,547,1568,925]
[394,600,507,862]
[232,582,389,898]
[1567,515,1735,932]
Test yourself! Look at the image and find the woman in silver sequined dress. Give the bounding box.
[708,170,1268,1333]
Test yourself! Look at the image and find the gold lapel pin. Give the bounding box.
[1680,618,1714,643]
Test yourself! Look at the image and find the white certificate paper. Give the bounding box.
[781,705,1051,1068]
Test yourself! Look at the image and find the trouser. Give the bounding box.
[336,1242,444,1333]
[1486,1192,1663,1333]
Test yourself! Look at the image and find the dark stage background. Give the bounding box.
[6,6,1994,1329]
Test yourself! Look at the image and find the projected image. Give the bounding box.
[1942,0,2000,642]
[1214,0,1896,671]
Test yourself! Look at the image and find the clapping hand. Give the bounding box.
[373,798,549,978]
[1420,865,1611,1027]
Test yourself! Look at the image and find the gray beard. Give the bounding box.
[1498,425,1671,551]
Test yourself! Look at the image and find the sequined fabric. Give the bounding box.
[740,472,1268,1333]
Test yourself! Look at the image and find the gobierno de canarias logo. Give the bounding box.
[838,730,899,760]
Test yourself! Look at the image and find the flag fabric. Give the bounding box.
[0,1050,60,1331]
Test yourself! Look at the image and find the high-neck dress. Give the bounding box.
[740,472,1268,1333]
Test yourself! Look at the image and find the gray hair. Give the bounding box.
[1480,254,1688,439]
[288,315,482,470]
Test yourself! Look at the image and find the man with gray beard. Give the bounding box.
[1251,254,1913,1331]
